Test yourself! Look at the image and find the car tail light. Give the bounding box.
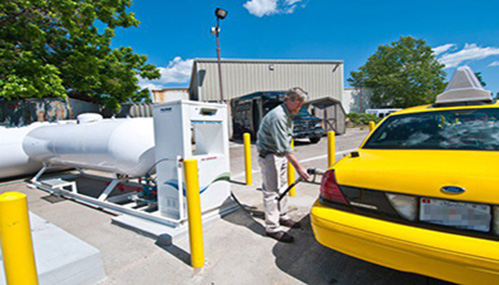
[494,206,499,236]
[320,170,349,205]
[386,193,417,221]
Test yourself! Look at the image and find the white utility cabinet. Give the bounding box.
[153,100,231,221]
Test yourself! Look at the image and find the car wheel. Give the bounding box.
[309,137,321,144]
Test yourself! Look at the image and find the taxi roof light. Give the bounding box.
[435,66,493,105]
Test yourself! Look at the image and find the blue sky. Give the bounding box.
[111,0,499,95]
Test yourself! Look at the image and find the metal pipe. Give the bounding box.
[243,133,252,185]
[183,159,205,268]
[0,192,38,285]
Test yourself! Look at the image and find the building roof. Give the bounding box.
[192,58,344,65]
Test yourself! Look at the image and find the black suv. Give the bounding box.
[231,91,324,143]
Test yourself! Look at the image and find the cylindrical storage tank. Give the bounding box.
[77,113,103,124]
[23,115,156,176]
[0,123,48,179]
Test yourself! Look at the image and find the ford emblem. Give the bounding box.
[441,186,466,194]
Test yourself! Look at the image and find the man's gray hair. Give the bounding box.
[285,87,308,102]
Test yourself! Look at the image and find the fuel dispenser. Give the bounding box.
[153,100,233,223]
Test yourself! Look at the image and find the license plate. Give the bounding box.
[419,198,491,232]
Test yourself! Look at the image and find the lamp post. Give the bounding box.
[212,8,228,102]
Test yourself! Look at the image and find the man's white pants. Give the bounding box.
[258,154,290,233]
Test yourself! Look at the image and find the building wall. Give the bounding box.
[190,59,344,102]
[343,87,374,113]
[152,88,189,103]
[342,88,354,114]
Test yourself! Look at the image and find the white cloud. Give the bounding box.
[436,43,499,68]
[244,0,278,17]
[243,0,304,17]
[432,44,456,56]
[157,57,193,84]
[137,81,165,92]
[138,57,193,91]
[489,61,499,67]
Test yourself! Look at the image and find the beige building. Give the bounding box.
[188,58,344,102]
[152,87,189,103]
[343,87,374,113]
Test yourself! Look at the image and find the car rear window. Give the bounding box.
[364,108,499,151]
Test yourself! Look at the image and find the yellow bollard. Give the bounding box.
[0,192,38,285]
[288,139,295,197]
[243,133,252,186]
[183,159,205,268]
[327,131,336,168]
[369,121,375,132]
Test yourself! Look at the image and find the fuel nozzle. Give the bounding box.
[307,168,325,175]
[306,168,325,184]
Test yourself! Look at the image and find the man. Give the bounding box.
[256,87,310,243]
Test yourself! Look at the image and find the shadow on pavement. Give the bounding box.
[271,215,450,285]
[155,237,191,266]
[221,208,267,237]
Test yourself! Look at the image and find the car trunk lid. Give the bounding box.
[335,149,499,204]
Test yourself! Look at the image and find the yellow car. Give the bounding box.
[311,68,499,284]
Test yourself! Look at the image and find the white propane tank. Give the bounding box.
[0,122,50,179]
[23,114,156,176]
[77,113,103,124]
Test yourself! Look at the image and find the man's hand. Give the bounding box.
[296,165,310,180]
[285,152,310,180]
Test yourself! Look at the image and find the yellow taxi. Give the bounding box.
[310,66,499,284]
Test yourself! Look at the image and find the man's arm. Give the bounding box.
[285,152,310,180]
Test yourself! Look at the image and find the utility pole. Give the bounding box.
[215,19,224,102]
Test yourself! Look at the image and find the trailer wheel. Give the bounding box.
[309,137,321,144]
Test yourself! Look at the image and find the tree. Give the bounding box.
[474,72,486,87]
[349,36,446,108]
[0,0,160,110]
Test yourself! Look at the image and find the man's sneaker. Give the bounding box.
[266,231,294,243]
[279,218,301,229]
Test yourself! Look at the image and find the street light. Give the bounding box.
[215,8,228,19]
[212,8,228,102]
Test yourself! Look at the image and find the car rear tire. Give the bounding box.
[309,137,321,144]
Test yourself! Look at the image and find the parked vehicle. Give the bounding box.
[311,67,499,284]
[365,108,401,118]
[231,91,324,143]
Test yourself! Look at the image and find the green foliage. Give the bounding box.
[0,0,160,110]
[474,72,486,87]
[349,36,446,108]
[346,113,381,126]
